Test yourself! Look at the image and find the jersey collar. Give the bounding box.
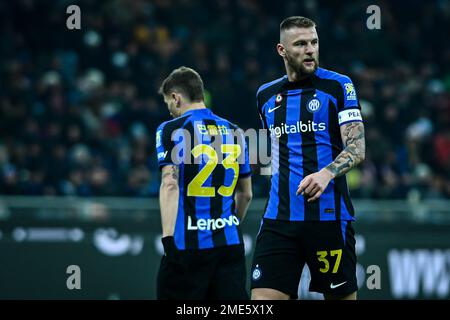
[182,108,212,117]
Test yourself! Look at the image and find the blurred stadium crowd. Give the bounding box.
[0,0,449,199]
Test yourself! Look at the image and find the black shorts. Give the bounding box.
[250,218,357,299]
[157,244,248,300]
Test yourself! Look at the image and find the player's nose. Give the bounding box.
[305,44,315,55]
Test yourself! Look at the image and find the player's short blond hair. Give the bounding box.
[280,16,316,33]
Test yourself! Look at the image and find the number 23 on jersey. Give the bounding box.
[187,144,241,197]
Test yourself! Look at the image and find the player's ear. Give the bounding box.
[171,92,181,107]
[277,43,286,58]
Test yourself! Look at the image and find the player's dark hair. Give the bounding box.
[280,16,316,32]
[158,66,204,102]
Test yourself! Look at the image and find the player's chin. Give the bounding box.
[301,62,317,74]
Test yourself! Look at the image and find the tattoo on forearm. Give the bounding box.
[326,122,365,177]
[162,166,179,180]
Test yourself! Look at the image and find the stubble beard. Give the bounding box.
[286,54,319,78]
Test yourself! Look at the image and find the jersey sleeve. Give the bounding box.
[337,76,363,126]
[235,128,252,178]
[156,122,176,170]
[256,90,268,129]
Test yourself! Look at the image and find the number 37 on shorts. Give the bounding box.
[316,249,342,273]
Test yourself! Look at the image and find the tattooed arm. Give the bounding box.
[296,121,365,202]
[159,165,180,237]
[326,122,366,177]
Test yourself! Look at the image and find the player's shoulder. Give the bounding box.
[156,114,190,134]
[210,112,242,132]
[315,67,353,85]
[256,75,288,97]
[256,75,288,108]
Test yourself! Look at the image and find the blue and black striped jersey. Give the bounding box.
[156,108,252,250]
[257,67,363,221]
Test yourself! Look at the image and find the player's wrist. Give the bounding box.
[161,236,177,254]
[322,167,336,179]
[161,235,185,266]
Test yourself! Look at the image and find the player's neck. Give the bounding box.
[286,68,314,82]
[181,102,207,115]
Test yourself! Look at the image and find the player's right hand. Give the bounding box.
[296,168,334,202]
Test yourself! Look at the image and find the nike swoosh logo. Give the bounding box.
[330,281,347,289]
[268,105,281,113]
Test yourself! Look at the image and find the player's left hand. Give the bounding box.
[296,168,335,202]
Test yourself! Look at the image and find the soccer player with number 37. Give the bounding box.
[251,16,365,300]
